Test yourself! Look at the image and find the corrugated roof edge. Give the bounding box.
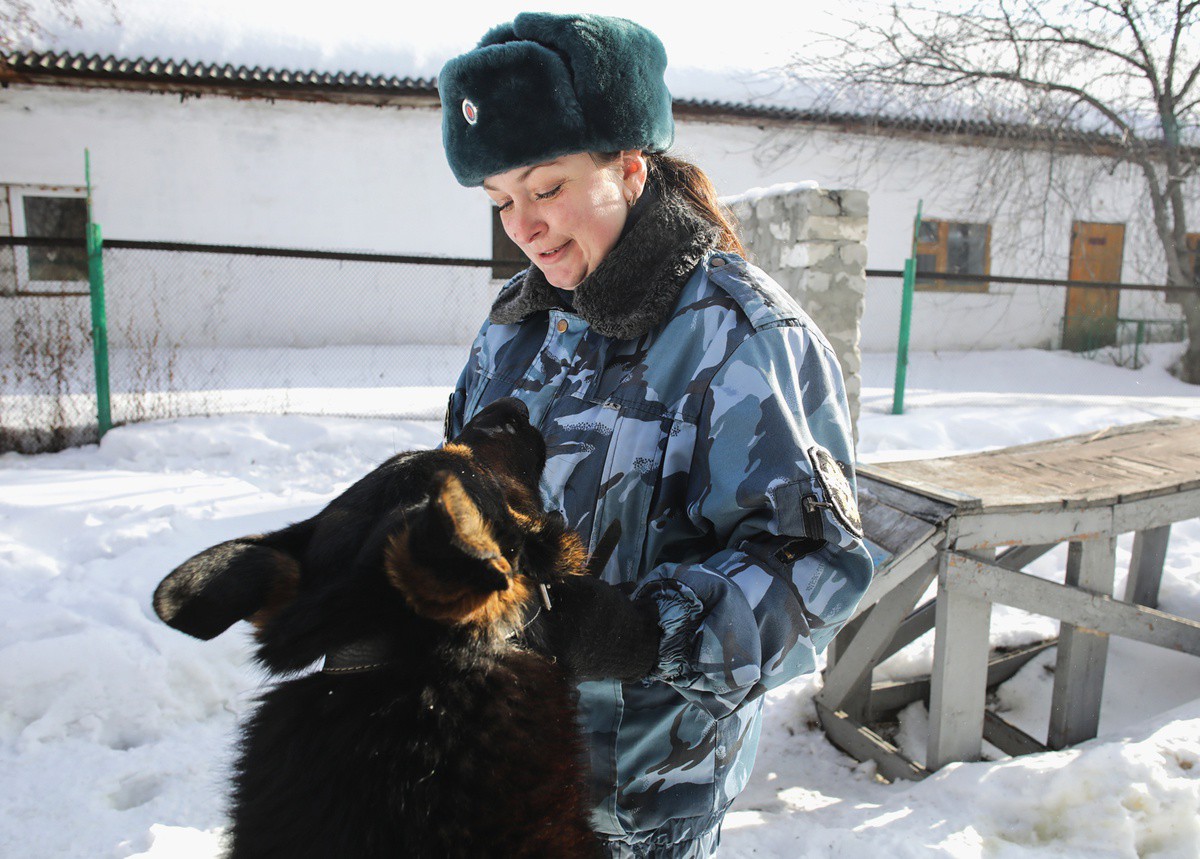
[1,49,1172,153]
[0,50,438,94]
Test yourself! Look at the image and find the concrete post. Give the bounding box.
[726,186,868,436]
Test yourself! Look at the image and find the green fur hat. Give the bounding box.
[438,12,675,186]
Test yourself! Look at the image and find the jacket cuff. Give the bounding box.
[634,579,706,682]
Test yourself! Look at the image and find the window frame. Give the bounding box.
[915,218,992,293]
[5,185,91,292]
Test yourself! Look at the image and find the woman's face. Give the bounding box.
[483,152,646,290]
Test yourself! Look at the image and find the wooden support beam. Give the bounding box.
[944,553,1200,656]
[1048,538,1116,750]
[1124,525,1171,609]
[927,551,993,770]
[815,703,928,783]
[954,507,1112,551]
[854,543,939,618]
[817,564,937,712]
[866,639,1056,722]
[877,546,1056,666]
[826,609,873,723]
[879,599,936,664]
[995,543,1058,570]
[983,710,1049,757]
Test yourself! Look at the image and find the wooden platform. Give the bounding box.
[819,418,1200,780]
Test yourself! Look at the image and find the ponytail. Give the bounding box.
[592,151,748,259]
[645,153,747,259]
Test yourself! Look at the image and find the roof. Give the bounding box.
[0,50,437,103]
[0,49,1147,154]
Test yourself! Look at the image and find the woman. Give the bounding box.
[439,13,873,858]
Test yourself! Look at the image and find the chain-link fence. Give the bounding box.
[863,269,1189,357]
[1,237,503,453]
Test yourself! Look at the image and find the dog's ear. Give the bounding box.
[430,471,506,565]
[153,522,312,640]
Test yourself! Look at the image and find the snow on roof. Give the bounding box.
[5,0,814,108]
[7,0,1181,148]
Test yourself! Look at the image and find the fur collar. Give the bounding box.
[489,187,721,340]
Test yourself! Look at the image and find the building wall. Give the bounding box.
[0,84,1189,353]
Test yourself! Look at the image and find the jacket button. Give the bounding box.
[556,319,569,333]
[710,257,726,267]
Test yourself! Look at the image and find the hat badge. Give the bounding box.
[462,99,479,125]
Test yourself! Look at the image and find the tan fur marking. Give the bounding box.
[558,530,589,578]
[505,504,541,533]
[438,473,504,562]
[249,551,302,634]
[386,532,530,631]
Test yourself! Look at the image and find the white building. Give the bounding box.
[1,50,1192,354]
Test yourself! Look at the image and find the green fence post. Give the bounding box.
[892,201,922,415]
[86,150,112,438]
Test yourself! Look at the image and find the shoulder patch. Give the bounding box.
[807,445,863,538]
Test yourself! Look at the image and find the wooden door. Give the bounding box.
[1063,222,1125,351]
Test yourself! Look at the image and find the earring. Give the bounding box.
[626,194,636,209]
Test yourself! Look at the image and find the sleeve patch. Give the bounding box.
[807,445,864,538]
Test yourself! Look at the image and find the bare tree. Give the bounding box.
[790,0,1199,382]
[1,0,121,53]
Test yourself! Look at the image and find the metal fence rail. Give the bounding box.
[1,237,505,453]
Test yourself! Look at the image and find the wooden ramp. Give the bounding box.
[819,418,1200,780]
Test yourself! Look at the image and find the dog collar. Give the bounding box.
[321,635,396,675]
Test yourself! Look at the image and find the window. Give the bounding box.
[915,219,991,292]
[4,186,90,291]
[23,195,88,281]
[491,208,527,281]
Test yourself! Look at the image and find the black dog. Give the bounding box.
[154,398,600,858]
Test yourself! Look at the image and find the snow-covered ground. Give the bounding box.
[2,345,1199,858]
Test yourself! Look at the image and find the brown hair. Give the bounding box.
[593,151,748,259]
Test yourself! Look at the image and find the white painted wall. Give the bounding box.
[1,85,1189,352]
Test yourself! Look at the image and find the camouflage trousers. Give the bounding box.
[600,815,723,858]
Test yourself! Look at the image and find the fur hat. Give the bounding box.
[438,12,675,186]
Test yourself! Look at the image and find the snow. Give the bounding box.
[721,180,823,208]
[2,344,1200,858]
[8,0,860,112]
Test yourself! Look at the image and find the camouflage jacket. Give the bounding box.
[446,190,873,844]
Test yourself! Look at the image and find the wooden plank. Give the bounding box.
[1048,538,1116,749]
[826,609,873,723]
[867,639,1056,723]
[861,419,1200,515]
[878,547,1053,665]
[984,710,1049,757]
[1112,488,1200,533]
[818,564,938,711]
[855,545,939,617]
[879,599,936,663]
[854,466,983,510]
[1125,525,1171,609]
[945,554,1200,656]
[954,507,1113,550]
[815,703,929,783]
[858,474,960,525]
[859,492,941,556]
[995,543,1058,571]
[927,550,993,770]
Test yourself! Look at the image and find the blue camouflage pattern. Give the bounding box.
[447,251,874,846]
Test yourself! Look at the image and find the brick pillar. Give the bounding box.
[726,187,868,438]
